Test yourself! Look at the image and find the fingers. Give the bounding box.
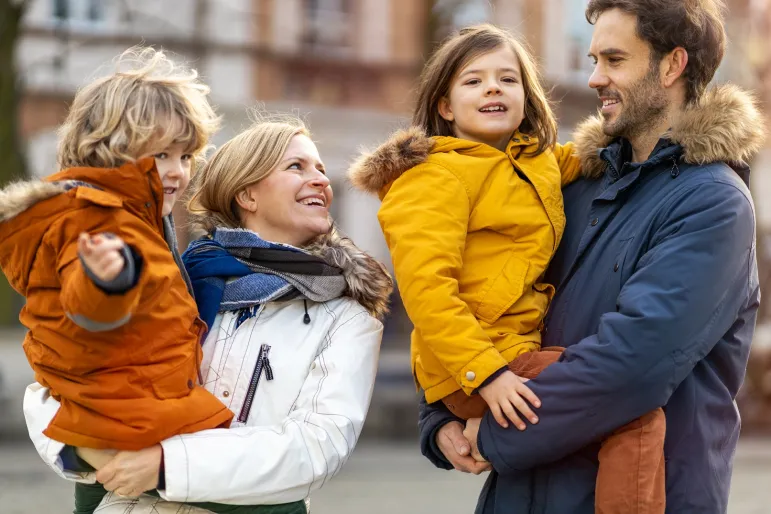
[452,454,491,474]
[78,233,126,282]
[515,380,541,409]
[488,402,510,429]
[448,429,471,457]
[500,400,526,430]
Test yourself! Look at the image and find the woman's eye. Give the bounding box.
[288,162,302,170]
[155,152,168,159]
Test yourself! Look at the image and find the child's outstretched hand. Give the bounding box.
[478,370,541,430]
[78,232,126,282]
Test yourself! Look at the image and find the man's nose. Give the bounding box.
[588,65,609,90]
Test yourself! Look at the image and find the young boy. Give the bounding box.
[0,47,253,512]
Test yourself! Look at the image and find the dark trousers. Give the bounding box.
[73,482,307,514]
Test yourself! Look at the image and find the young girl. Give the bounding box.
[349,24,665,513]
[1,48,296,513]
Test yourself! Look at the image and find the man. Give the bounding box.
[418,1,767,512]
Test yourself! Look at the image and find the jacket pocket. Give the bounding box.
[150,323,201,400]
[150,350,197,400]
[475,252,530,325]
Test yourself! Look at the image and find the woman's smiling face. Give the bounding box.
[238,134,333,247]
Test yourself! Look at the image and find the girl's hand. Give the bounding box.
[96,444,162,498]
[78,232,126,282]
[478,370,541,430]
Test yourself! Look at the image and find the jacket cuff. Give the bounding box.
[458,347,509,395]
[80,243,142,295]
[474,365,509,394]
[158,436,189,502]
[418,395,462,470]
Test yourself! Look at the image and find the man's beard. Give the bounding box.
[599,65,668,140]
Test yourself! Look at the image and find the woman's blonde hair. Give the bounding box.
[57,46,220,169]
[414,24,557,155]
[187,114,309,234]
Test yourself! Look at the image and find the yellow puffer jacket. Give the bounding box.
[349,128,581,402]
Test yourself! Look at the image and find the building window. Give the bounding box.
[302,0,353,57]
[51,0,106,26]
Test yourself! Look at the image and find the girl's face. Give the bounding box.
[439,45,526,151]
[238,134,333,247]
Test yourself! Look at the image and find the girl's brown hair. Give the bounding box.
[413,24,557,155]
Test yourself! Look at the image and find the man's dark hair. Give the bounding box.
[586,0,727,104]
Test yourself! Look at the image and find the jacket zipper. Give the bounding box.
[238,343,274,423]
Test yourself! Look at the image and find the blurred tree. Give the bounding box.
[423,0,466,59]
[0,0,27,326]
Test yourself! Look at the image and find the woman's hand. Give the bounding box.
[462,418,487,462]
[96,444,163,498]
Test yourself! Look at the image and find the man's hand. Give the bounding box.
[478,370,541,429]
[96,444,162,498]
[436,421,491,475]
[78,233,126,282]
[463,417,486,462]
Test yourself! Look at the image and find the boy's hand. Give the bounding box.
[478,370,541,430]
[78,233,126,282]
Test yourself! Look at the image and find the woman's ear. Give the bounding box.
[438,97,454,122]
[235,187,257,213]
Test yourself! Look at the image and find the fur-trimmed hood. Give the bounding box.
[305,227,393,320]
[574,84,767,178]
[0,180,71,222]
[348,126,435,195]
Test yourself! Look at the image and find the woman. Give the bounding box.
[23,116,392,513]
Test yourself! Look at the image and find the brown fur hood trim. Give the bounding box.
[0,180,69,222]
[575,84,767,178]
[348,126,435,194]
[306,226,393,320]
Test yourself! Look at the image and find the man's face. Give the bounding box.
[588,8,669,139]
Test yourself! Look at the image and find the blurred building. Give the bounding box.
[14,0,770,348]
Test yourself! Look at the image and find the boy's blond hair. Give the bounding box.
[57,46,220,169]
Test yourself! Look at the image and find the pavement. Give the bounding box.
[1,437,771,514]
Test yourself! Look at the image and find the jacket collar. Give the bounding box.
[574,84,766,180]
[347,129,538,195]
[0,157,160,223]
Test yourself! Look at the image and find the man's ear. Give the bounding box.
[438,97,454,122]
[661,47,688,88]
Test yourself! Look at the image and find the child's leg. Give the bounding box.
[73,482,110,514]
[595,408,666,514]
[75,447,118,469]
[441,347,564,419]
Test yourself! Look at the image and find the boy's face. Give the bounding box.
[152,142,193,217]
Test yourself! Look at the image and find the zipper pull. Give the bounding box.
[303,299,311,324]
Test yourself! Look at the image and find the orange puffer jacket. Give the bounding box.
[0,158,233,450]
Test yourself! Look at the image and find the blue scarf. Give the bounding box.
[183,228,346,331]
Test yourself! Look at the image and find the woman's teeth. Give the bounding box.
[300,198,325,207]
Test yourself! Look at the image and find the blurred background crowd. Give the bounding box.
[1,1,770,512]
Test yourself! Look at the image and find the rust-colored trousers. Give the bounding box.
[443,347,666,514]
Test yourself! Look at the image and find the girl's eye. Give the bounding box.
[502,77,518,84]
[181,154,193,162]
[464,79,481,86]
[155,152,168,159]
